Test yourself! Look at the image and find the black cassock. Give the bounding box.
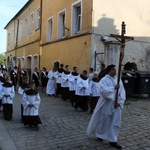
[32,72,40,87]
[41,71,48,87]
[10,69,18,88]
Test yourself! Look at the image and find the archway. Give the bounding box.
[21,57,25,69]
[26,55,32,80]
[32,55,38,71]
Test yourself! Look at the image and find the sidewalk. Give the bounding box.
[0,91,150,150]
[0,116,17,150]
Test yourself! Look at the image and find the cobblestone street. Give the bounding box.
[0,90,150,150]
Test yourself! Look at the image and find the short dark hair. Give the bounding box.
[107,64,115,72]
[101,63,105,68]
[43,67,46,71]
[65,65,69,68]
[60,64,64,68]
[83,70,87,74]
[29,81,35,85]
[89,67,94,72]
[73,66,77,70]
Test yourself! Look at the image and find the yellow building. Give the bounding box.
[5,0,150,77]
[5,0,41,78]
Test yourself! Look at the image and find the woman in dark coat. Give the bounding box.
[41,67,48,92]
[32,68,40,88]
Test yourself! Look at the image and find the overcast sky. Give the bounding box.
[0,0,28,54]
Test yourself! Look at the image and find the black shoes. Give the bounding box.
[97,137,103,141]
[110,142,122,149]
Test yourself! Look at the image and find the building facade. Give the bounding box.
[4,0,150,78]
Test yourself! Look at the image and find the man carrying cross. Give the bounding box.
[86,64,126,149]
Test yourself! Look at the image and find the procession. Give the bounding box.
[1,0,150,149]
[0,62,127,149]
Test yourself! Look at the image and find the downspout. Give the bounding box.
[40,0,42,40]
[15,18,19,66]
[39,0,43,71]
[15,19,19,49]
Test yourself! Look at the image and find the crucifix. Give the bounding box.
[110,22,134,108]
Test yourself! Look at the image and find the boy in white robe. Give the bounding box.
[0,76,15,121]
[68,66,79,107]
[75,70,89,111]
[0,76,5,112]
[22,81,42,130]
[86,64,126,149]
[89,71,100,113]
[61,65,71,100]
[56,64,65,97]
[18,77,29,122]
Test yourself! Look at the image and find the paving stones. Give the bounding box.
[0,91,150,150]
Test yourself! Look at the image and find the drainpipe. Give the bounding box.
[15,19,19,49]
[39,0,43,71]
[40,0,43,40]
[15,19,19,66]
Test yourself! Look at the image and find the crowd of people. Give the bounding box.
[0,63,126,149]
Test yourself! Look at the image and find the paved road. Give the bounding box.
[0,90,150,150]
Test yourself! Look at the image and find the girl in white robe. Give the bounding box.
[0,76,15,121]
[46,69,57,96]
[22,81,42,129]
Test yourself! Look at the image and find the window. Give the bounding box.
[36,8,40,30]
[76,6,81,32]
[7,33,10,45]
[29,13,34,34]
[47,17,53,42]
[58,10,66,39]
[19,21,23,39]
[23,18,28,37]
[72,1,82,35]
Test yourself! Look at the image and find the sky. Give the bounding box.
[0,0,28,54]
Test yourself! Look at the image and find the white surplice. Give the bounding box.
[0,83,15,104]
[69,73,79,91]
[22,92,41,116]
[56,71,63,84]
[86,75,126,142]
[89,80,100,97]
[75,76,89,96]
[61,72,71,88]
[46,70,57,95]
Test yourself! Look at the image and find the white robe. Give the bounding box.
[46,70,57,95]
[86,75,126,142]
[0,81,3,91]
[89,80,100,97]
[75,76,89,96]
[56,71,63,84]
[61,72,70,88]
[22,92,41,116]
[0,84,15,104]
[69,74,79,91]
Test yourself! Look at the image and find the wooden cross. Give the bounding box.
[110,22,134,108]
